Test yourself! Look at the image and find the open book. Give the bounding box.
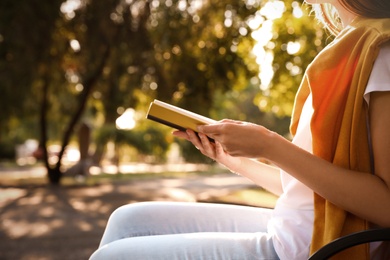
[146,99,216,136]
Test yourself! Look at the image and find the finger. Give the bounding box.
[197,123,222,136]
[172,130,190,141]
[220,119,243,124]
[198,133,217,158]
[198,133,216,149]
[186,129,203,149]
[215,141,225,154]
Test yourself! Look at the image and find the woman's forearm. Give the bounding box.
[227,157,283,197]
[267,132,390,227]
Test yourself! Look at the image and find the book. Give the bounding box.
[146,99,216,138]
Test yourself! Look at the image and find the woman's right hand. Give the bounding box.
[173,128,284,196]
[172,129,242,173]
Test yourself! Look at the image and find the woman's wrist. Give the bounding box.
[219,156,243,174]
[259,128,284,163]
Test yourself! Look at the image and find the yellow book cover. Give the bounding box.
[146,99,216,132]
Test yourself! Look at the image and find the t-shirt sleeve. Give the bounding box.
[364,41,390,105]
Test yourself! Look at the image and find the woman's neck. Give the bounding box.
[333,1,358,27]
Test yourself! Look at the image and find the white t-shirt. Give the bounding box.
[268,42,390,260]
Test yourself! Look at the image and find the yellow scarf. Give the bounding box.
[290,17,390,259]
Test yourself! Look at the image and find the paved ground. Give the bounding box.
[0,166,277,260]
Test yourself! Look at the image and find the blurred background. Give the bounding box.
[0,0,330,259]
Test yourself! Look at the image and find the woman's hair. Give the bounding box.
[313,0,390,35]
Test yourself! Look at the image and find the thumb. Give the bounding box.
[215,141,226,154]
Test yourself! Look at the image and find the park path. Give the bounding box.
[0,168,277,260]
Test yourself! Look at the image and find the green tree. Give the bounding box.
[148,0,259,113]
[0,0,64,154]
[255,0,330,117]
[0,0,329,184]
[0,0,262,184]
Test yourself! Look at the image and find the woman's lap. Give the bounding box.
[90,201,278,260]
[90,232,277,260]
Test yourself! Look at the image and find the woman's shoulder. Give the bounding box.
[373,41,390,78]
[373,41,390,74]
[364,41,390,102]
[377,41,390,63]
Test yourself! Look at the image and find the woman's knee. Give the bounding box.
[99,202,160,246]
[107,201,162,226]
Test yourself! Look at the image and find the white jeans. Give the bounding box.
[90,202,279,260]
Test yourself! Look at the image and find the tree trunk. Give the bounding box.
[40,47,111,185]
[47,167,62,185]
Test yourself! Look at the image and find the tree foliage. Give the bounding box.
[0,0,262,184]
[255,0,331,116]
[0,0,330,184]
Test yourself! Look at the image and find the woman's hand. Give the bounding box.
[173,121,284,196]
[172,128,242,171]
[197,119,273,159]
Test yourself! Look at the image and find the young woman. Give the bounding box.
[90,1,390,259]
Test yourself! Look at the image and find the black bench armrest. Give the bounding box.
[308,228,390,260]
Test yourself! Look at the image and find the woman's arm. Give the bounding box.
[197,91,390,227]
[229,157,283,196]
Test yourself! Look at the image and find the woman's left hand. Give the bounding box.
[197,119,273,159]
